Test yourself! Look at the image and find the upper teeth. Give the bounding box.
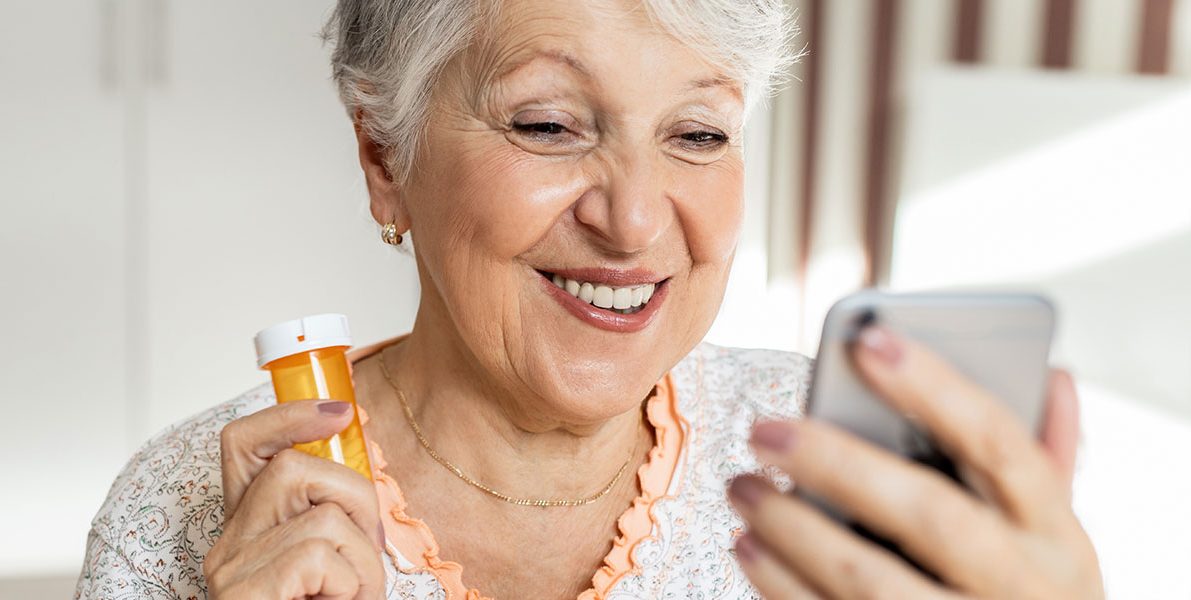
[550,274,656,310]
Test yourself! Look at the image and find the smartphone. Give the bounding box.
[799,290,1056,570]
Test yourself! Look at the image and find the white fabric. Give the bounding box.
[75,343,812,599]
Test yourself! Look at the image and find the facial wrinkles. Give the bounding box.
[471,5,742,134]
[447,4,743,278]
[468,12,590,115]
[464,6,746,167]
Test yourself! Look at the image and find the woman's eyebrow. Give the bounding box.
[487,48,742,101]
[492,49,595,83]
[686,75,743,101]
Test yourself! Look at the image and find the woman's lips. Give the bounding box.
[536,270,669,333]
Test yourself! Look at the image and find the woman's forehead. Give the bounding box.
[469,0,743,102]
[476,0,665,74]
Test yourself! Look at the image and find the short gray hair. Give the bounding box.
[322,0,798,184]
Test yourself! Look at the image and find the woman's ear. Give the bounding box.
[354,111,410,232]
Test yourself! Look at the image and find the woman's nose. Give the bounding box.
[573,151,674,254]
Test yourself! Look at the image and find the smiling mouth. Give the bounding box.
[536,270,664,315]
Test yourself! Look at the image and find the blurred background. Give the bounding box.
[1,0,1188,597]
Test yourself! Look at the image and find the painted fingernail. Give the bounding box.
[376,522,386,549]
[317,401,351,415]
[736,533,762,563]
[728,476,766,509]
[857,326,903,366]
[751,421,795,453]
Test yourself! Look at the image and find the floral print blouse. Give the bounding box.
[75,342,811,599]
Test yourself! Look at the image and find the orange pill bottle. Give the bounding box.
[253,313,372,480]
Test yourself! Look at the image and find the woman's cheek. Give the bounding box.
[673,159,745,266]
[455,146,585,256]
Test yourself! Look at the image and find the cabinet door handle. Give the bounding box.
[99,0,118,90]
[145,0,169,86]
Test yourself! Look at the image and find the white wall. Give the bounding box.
[0,0,418,581]
[892,68,1191,418]
[891,67,1191,599]
[1,0,132,579]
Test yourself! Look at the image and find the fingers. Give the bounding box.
[1040,369,1080,495]
[209,504,385,600]
[735,533,822,600]
[227,448,384,551]
[276,503,386,600]
[849,326,1065,528]
[210,401,384,600]
[220,400,355,515]
[218,538,361,600]
[749,419,1021,593]
[728,475,958,600]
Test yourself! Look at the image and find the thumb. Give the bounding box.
[220,399,355,515]
[1039,369,1081,499]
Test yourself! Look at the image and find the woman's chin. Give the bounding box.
[529,357,668,423]
[512,282,688,421]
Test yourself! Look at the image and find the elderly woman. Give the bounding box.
[76,0,1102,598]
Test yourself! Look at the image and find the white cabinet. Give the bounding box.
[0,0,130,575]
[140,0,418,432]
[0,0,419,577]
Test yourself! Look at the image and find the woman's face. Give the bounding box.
[387,0,745,423]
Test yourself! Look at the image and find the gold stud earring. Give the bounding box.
[381,222,403,246]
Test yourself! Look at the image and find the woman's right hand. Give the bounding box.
[203,400,386,599]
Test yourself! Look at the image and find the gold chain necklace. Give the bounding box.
[377,350,640,508]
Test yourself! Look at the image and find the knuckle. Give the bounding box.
[916,480,972,542]
[201,555,217,584]
[269,448,306,478]
[203,543,233,593]
[835,556,892,600]
[205,565,230,595]
[917,482,1010,562]
[296,537,337,564]
[307,502,352,531]
[204,545,224,574]
[219,420,246,453]
[347,474,380,508]
[909,473,967,542]
[964,517,1009,561]
[978,421,1018,473]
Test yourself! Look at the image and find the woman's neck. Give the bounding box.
[374,319,650,501]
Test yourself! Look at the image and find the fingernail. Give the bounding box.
[857,326,903,366]
[728,477,766,509]
[751,421,795,453]
[317,401,351,415]
[376,522,386,549]
[736,533,762,563]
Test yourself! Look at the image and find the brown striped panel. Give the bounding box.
[797,0,824,289]
[1042,0,1078,67]
[954,0,984,63]
[863,0,900,286]
[1138,0,1175,73]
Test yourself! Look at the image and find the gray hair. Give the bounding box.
[322,0,799,184]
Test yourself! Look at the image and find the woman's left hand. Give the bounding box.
[728,326,1104,599]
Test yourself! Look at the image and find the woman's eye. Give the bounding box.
[678,130,728,148]
[513,122,568,136]
[681,130,724,145]
[506,115,589,154]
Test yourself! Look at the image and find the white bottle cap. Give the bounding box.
[254,313,353,368]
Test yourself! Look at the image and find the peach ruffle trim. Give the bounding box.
[579,373,686,600]
[349,339,685,600]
